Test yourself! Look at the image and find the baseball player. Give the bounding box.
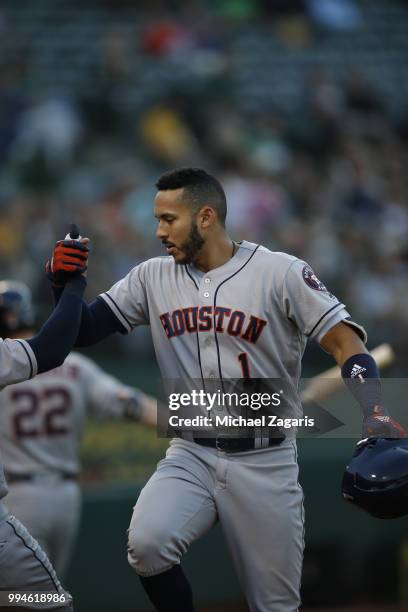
[48,169,405,611]
[0,280,157,580]
[0,231,89,611]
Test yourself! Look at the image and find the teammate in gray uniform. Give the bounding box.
[48,170,404,612]
[0,281,157,578]
[0,232,90,611]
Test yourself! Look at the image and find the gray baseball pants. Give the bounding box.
[5,479,81,579]
[127,438,304,612]
[0,510,73,611]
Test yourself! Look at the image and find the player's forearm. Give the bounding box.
[341,353,383,416]
[50,291,114,345]
[322,322,382,415]
[28,277,86,373]
[50,283,64,306]
[122,390,157,427]
[324,322,383,414]
[115,389,156,426]
[75,297,125,346]
[321,322,405,437]
[320,321,368,366]
[139,394,157,428]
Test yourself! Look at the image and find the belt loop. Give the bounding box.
[254,427,263,449]
[262,428,271,449]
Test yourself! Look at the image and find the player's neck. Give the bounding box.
[192,233,236,272]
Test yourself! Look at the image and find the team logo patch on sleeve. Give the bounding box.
[302,265,335,299]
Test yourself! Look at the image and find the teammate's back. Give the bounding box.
[0,352,141,477]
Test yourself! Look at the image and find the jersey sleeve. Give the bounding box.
[282,259,366,342]
[70,353,139,418]
[99,264,149,333]
[0,338,38,389]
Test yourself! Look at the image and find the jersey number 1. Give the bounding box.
[238,352,251,380]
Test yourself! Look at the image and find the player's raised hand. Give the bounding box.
[45,224,90,286]
[362,405,406,439]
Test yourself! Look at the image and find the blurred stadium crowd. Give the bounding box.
[0,0,408,365]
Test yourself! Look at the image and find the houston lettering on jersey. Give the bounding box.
[160,306,267,344]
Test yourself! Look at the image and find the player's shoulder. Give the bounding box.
[125,255,191,289]
[126,255,174,278]
[144,255,174,269]
[242,241,300,275]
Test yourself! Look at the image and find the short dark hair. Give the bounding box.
[156,167,227,226]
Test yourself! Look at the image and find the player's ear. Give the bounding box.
[199,206,216,229]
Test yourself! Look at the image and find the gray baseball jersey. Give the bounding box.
[101,240,364,388]
[0,338,37,503]
[0,351,144,577]
[0,338,72,610]
[100,240,366,611]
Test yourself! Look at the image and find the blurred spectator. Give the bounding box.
[306,0,362,31]
[345,69,385,115]
[11,95,83,174]
[141,20,195,57]
[0,68,25,166]
[139,104,203,165]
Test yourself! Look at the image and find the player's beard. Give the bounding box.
[177,220,205,265]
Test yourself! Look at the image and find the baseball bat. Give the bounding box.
[300,343,395,404]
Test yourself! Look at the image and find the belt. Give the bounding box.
[6,472,77,483]
[193,435,285,453]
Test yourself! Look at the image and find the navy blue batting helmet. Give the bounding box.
[0,280,35,337]
[342,438,408,519]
